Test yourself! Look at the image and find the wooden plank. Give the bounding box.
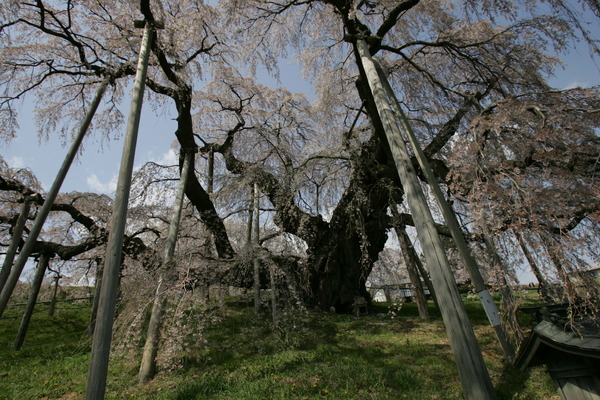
[557,376,600,400]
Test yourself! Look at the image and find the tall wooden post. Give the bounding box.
[207,148,214,195]
[482,233,522,342]
[0,198,31,294]
[393,222,429,320]
[88,259,103,336]
[253,183,261,316]
[0,80,108,319]
[85,21,154,400]
[515,232,550,297]
[246,188,254,247]
[48,272,60,317]
[269,263,278,326]
[544,235,577,301]
[392,221,438,307]
[373,59,514,361]
[13,252,51,350]
[356,39,496,400]
[202,148,214,295]
[139,151,192,384]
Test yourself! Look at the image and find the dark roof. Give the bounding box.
[515,320,600,369]
[514,303,600,370]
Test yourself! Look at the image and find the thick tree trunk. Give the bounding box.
[308,232,373,312]
[306,163,392,312]
[13,252,51,350]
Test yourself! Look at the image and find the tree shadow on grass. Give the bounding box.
[173,324,459,399]
[173,301,469,399]
[181,304,342,371]
[495,363,532,400]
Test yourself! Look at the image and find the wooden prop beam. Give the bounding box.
[13,252,52,350]
[356,39,496,400]
[85,21,155,400]
[0,198,32,293]
[373,58,514,361]
[139,151,193,384]
[0,80,109,319]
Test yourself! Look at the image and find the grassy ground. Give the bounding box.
[0,295,558,399]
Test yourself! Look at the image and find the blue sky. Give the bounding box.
[0,58,310,194]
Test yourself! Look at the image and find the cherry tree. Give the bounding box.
[449,87,600,301]
[1,0,598,315]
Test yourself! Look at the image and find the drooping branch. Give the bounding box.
[1,175,104,236]
[423,95,482,157]
[211,117,330,249]
[0,175,157,265]
[375,0,420,42]
[141,19,237,259]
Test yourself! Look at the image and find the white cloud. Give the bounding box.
[134,148,179,172]
[7,156,25,168]
[155,148,178,165]
[87,174,118,194]
[563,81,588,90]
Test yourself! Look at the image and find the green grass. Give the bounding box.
[0,301,91,399]
[0,294,558,399]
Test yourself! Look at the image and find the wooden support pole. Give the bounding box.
[246,188,254,247]
[139,151,192,384]
[13,252,51,350]
[544,235,577,302]
[85,21,154,400]
[88,260,103,336]
[356,39,496,400]
[253,183,261,316]
[201,148,215,266]
[393,221,438,307]
[269,263,278,327]
[0,198,31,294]
[393,221,429,320]
[373,59,514,361]
[515,231,550,297]
[207,148,214,195]
[48,273,60,317]
[482,233,522,341]
[0,80,108,319]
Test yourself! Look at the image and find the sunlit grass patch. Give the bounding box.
[0,295,558,399]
